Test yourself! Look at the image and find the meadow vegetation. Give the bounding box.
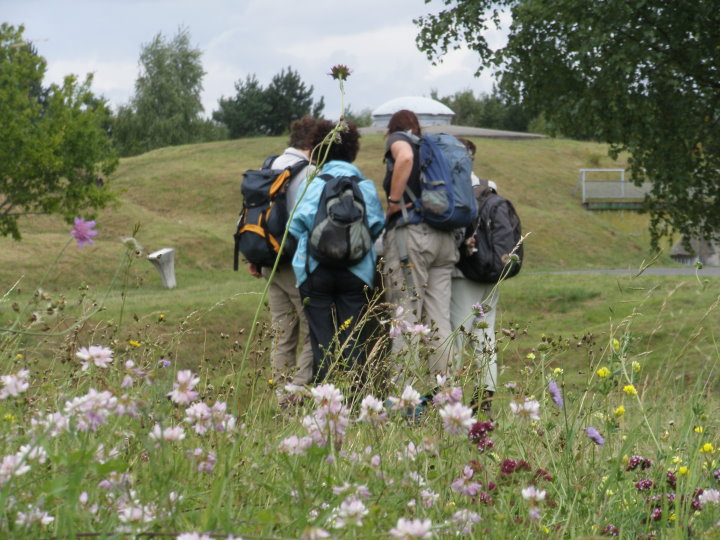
[0,135,718,538]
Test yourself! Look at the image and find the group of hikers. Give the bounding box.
[236,110,522,417]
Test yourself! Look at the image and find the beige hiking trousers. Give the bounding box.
[261,265,313,386]
[383,222,459,391]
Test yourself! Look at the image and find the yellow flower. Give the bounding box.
[268,378,274,386]
[671,456,682,465]
[542,526,550,534]
[678,466,689,476]
[612,338,620,351]
[669,513,676,522]
[632,361,641,372]
[16,353,23,359]
[553,367,564,375]
[158,313,165,321]
[605,489,614,496]
[3,413,16,423]
[623,384,637,396]
[597,367,611,378]
[694,426,704,434]
[526,352,536,360]
[129,340,141,347]
[614,405,625,418]
[339,317,353,331]
[700,443,715,454]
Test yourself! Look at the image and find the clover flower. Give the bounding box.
[278,435,313,456]
[187,447,216,473]
[168,370,200,404]
[389,517,433,539]
[699,488,720,505]
[596,367,611,378]
[0,369,30,399]
[439,402,475,435]
[0,452,31,485]
[450,466,482,496]
[626,455,653,471]
[548,380,563,408]
[586,426,605,446]
[71,217,98,247]
[332,496,367,528]
[450,510,481,536]
[15,505,54,527]
[510,398,540,421]
[432,386,462,406]
[614,405,625,418]
[387,385,422,411]
[149,424,185,442]
[64,388,117,432]
[76,345,113,370]
[358,395,388,425]
[521,485,546,502]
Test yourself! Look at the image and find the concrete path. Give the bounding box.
[532,267,720,277]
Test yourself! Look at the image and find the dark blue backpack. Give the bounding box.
[407,133,477,230]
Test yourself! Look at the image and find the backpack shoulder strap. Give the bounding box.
[261,155,279,169]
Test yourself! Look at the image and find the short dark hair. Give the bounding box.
[309,119,360,163]
[386,109,421,137]
[288,116,316,150]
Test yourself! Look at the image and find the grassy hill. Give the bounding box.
[0,134,675,290]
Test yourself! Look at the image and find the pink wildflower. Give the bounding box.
[0,369,30,399]
[387,385,421,411]
[432,386,463,406]
[389,517,433,539]
[521,485,546,502]
[149,424,185,442]
[168,370,199,404]
[278,435,313,456]
[439,402,475,435]
[358,395,388,424]
[76,345,113,370]
[70,217,98,247]
[510,398,541,421]
[451,466,482,496]
[15,505,54,527]
[333,496,368,528]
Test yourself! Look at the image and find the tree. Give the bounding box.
[212,67,324,138]
[430,88,532,131]
[0,24,117,239]
[113,27,206,156]
[416,1,720,246]
[213,75,270,138]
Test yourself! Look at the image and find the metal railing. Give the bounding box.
[575,169,653,204]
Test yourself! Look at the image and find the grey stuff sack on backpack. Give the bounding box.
[308,174,372,268]
[456,180,523,283]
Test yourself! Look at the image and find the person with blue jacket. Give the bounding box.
[288,119,385,383]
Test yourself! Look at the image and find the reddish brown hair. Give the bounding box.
[386,109,421,137]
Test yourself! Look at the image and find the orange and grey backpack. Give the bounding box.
[233,155,308,269]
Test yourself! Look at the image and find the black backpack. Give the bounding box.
[308,174,372,268]
[456,179,523,283]
[233,156,308,270]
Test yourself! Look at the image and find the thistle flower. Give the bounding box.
[548,380,563,408]
[328,64,352,81]
[71,217,98,247]
[586,426,605,446]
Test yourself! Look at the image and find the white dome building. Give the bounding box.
[371,96,454,127]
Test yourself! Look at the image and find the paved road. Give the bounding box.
[532,267,720,277]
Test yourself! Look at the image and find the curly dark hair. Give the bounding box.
[386,109,421,137]
[288,116,317,150]
[309,119,360,163]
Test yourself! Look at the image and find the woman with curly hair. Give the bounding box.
[288,119,385,383]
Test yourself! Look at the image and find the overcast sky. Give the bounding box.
[5,0,509,119]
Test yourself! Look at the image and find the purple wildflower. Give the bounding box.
[601,524,620,536]
[585,426,605,446]
[635,478,654,491]
[70,217,98,248]
[548,380,563,408]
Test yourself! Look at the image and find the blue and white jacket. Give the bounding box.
[288,160,385,287]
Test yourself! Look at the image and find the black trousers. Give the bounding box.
[299,265,370,383]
